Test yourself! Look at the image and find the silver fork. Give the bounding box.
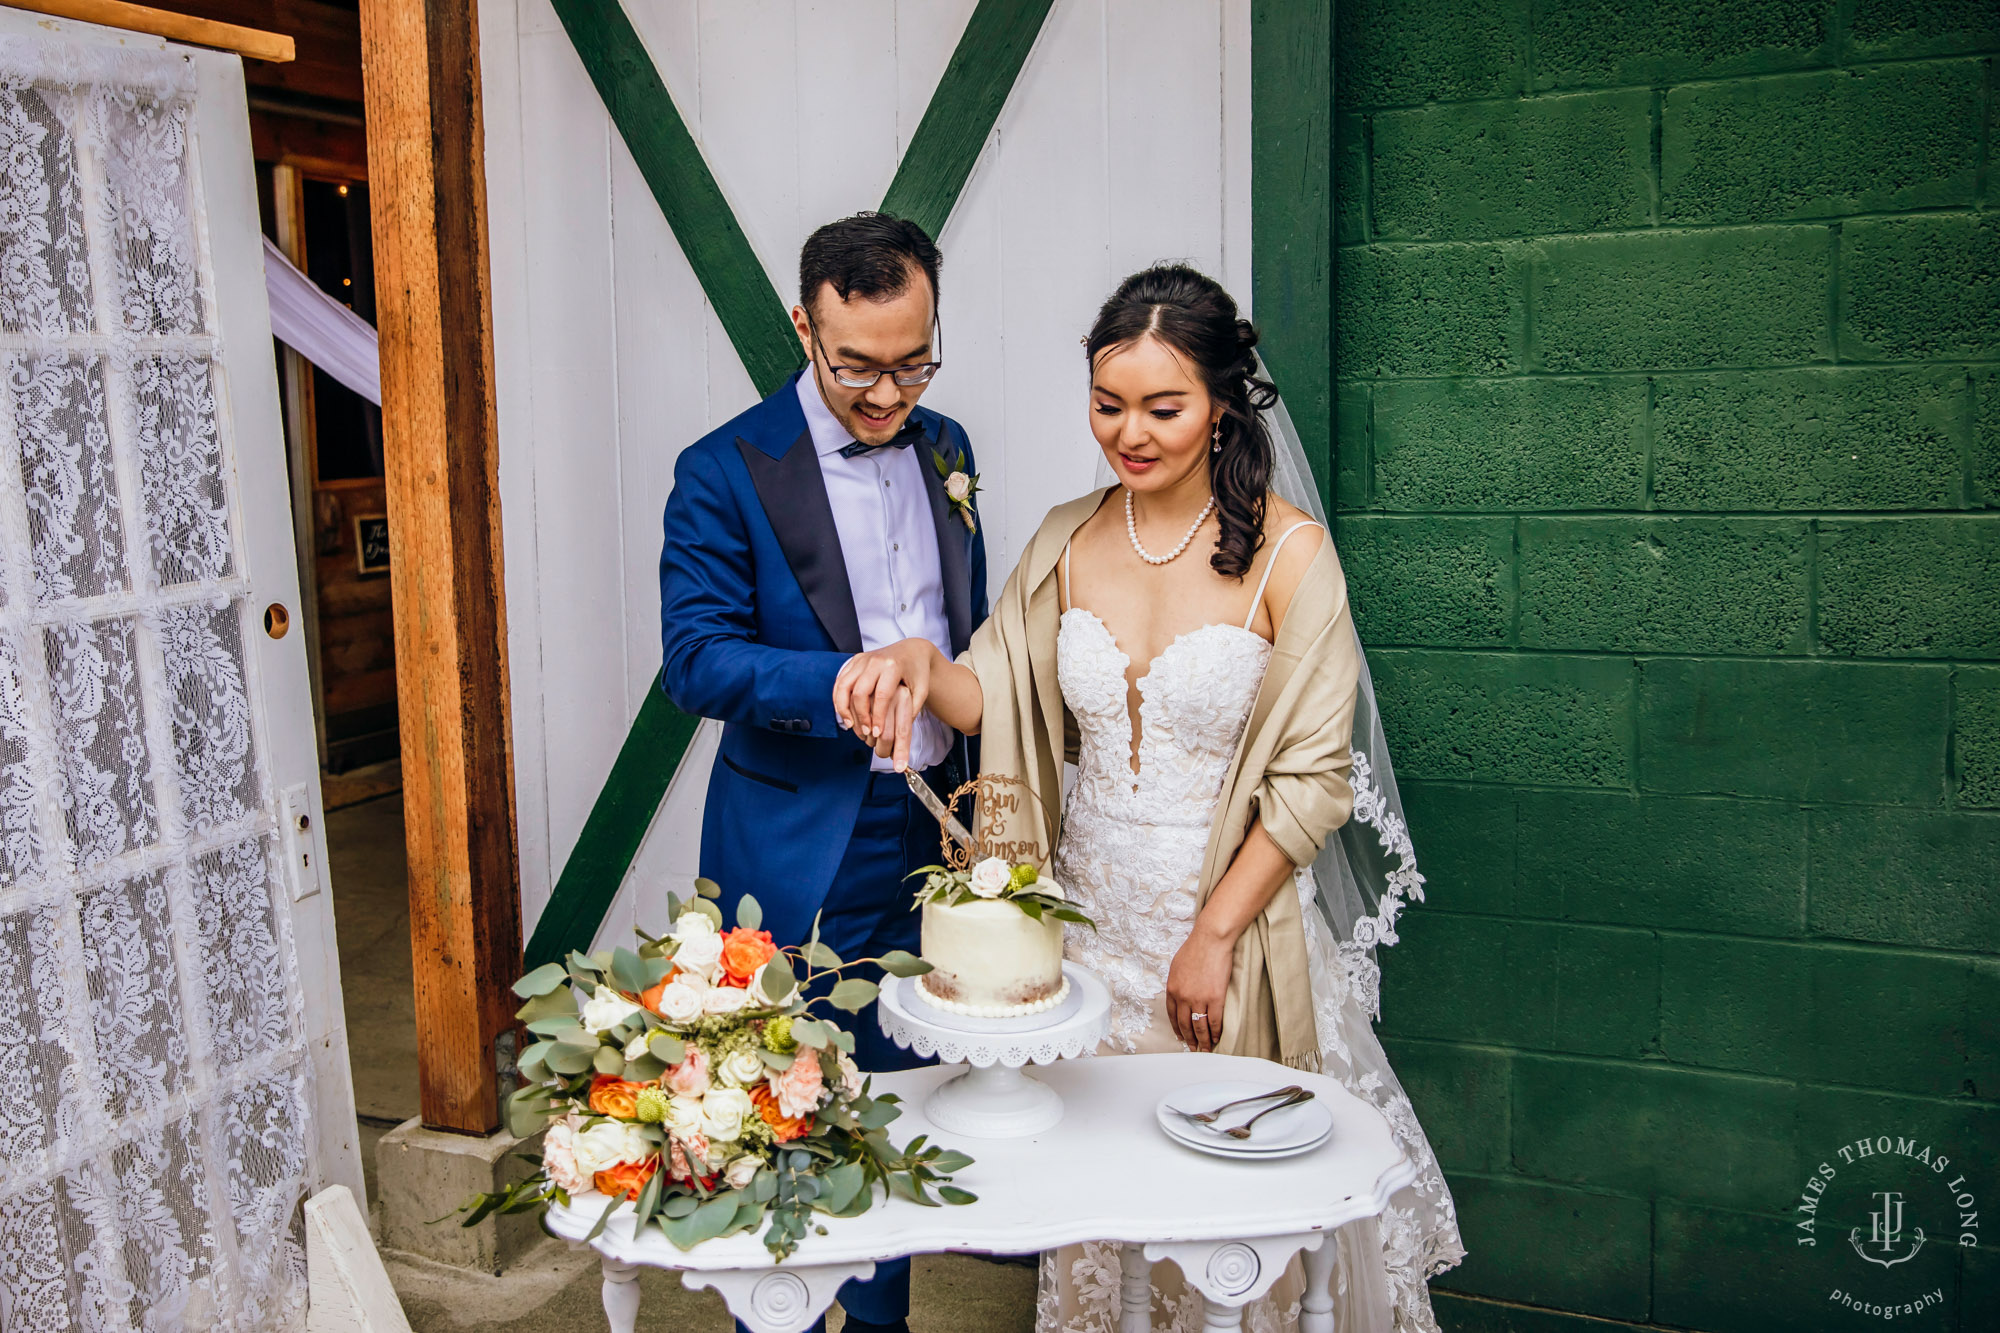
[1166,1085,1303,1126]
[1215,1089,1316,1140]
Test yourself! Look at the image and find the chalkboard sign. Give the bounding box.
[354,515,390,575]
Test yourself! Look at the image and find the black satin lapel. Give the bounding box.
[737,432,863,654]
[919,444,973,654]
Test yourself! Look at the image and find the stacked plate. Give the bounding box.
[1155,1080,1335,1160]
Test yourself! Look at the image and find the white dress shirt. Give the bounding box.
[798,373,952,772]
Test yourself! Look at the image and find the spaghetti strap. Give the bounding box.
[1244,522,1322,628]
[1061,541,1072,611]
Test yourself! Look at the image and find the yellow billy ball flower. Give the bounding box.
[763,1016,797,1054]
[633,1087,671,1124]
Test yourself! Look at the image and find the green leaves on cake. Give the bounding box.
[911,856,1095,927]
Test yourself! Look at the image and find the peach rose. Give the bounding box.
[666,1045,711,1097]
[718,928,777,985]
[751,1083,812,1143]
[587,1075,646,1120]
[667,1131,713,1184]
[593,1156,658,1201]
[771,1047,825,1120]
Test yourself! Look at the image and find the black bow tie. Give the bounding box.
[837,417,927,459]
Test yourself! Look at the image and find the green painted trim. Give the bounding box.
[525,673,701,967]
[879,0,1056,239]
[531,0,1059,967]
[1251,0,1335,505]
[549,0,802,396]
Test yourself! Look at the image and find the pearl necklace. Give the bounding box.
[1125,487,1215,566]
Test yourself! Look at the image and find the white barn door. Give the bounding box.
[0,12,358,1332]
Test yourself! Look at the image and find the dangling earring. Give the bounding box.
[1210,420,1223,454]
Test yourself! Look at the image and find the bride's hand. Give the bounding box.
[833,639,935,760]
[1166,922,1234,1053]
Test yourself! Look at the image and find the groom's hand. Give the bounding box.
[833,639,935,762]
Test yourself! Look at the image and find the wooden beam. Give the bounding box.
[359,0,521,1135]
[5,0,295,61]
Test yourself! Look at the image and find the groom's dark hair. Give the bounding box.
[798,212,941,315]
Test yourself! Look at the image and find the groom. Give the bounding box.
[658,213,985,1333]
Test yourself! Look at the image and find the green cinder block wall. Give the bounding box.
[1333,3,2000,1331]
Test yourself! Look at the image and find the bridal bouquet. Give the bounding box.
[913,855,1094,926]
[457,880,975,1259]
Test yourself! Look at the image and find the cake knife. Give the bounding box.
[904,770,976,854]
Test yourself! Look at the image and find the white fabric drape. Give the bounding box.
[260,235,379,406]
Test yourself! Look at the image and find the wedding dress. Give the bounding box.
[1035,526,1464,1333]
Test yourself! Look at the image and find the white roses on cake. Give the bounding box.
[967,856,1012,898]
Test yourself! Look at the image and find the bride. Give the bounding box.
[833,264,1464,1332]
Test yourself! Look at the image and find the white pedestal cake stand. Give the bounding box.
[876,961,1110,1138]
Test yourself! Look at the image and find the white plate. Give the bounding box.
[903,963,1087,1033]
[1155,1080,1335,1158]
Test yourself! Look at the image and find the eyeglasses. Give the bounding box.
[807,309,943,389]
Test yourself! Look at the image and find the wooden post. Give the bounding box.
[359,0,521,1134]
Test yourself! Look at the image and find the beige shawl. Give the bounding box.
[964,488,1361,1069]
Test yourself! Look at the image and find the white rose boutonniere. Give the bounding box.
[932,446,979,534]
[967,856,1012,898]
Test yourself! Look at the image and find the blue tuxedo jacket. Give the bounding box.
[659,372,988,948]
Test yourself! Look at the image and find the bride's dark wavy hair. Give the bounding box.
[1084,264,1279,580]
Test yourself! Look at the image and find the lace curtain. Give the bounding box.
[0,33,314,1333]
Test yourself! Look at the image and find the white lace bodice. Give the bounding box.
[1052,608,1272,1044]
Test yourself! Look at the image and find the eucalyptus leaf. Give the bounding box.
[592,1046,625,1075]
[514,988,575,1024]
[515,1041,549,1083]
[665,891,683,922]
[686,1192,741,1246]
[643,954,673,986]
[525,1017,588,1038]
[690,898,724,930]
[752,1169,778,1204]
[818,1161,866,1214]
[503,1085,554,1139]
[585,1194,623,1242]
[828,979,879,1012]
[735,894,762,931]
[792,1018,829,1049]
[624,1053,667,1082]
[803,941,842,969]
[854,1100,900,1131]
[759,954,796,1002]
[512,961,570,999]
[874,949,931,977]
[648,1032,686,1066]
[759,1047,796,1071]
[928,1149,974,1174]
[694,877,722,900]
[609,947,648,995]
[546,1041,598,1076]
[661,1194,700,1219]
[829,1026,856,1054]
[937,1185,977,1205]
[634,1164,665,1225]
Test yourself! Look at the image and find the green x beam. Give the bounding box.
[527,0,1332,967]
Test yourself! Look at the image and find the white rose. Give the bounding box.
[836,1052,864,1098]
[671,910,717,941]
[573,1120,651,1177]
[624,1031,652,1061]
[703,984,754,1016]
[674,930,725,983]
[664,1093,706,1136]
[579,984,641,1036]
[652,978,706,1025]
[945,471,971,503]
[702,1087,754,1143]
[716,1046,766,1088]
[724,1155,761,1190]
[968,856,1012,898]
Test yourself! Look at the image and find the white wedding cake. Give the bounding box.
[914,897,1069,1018]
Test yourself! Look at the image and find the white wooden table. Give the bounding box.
[545,1052,1415,1333]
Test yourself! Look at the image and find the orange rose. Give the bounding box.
[593,1157,658,1201]
[719,928,777,985]
[751,1083,812,1143]
[588,1075,647,1119]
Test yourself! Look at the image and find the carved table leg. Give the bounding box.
[1299,1234,1335,1333]
[600,1256,642,1333]
[682,1262,876,1333]
[1119,1243,1153,1333]
[1199,1295,1246,1331]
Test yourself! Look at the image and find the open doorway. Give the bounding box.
[227,0,420,1209]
